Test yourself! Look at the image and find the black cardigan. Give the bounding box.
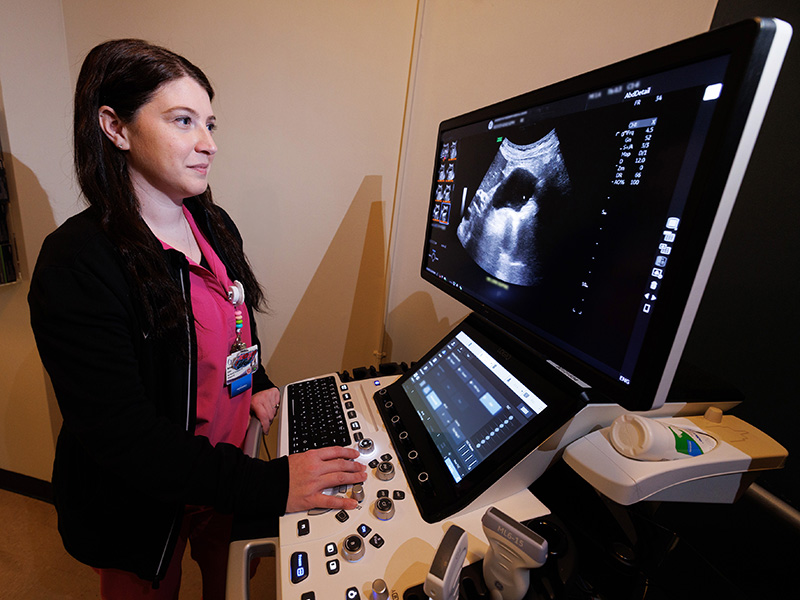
[28,200,288,584]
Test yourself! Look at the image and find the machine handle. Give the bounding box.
[225,537,279,600]
[226,418,275,600]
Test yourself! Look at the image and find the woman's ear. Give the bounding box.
[98,106,129,151]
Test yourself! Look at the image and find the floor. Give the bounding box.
[0,488,277,599]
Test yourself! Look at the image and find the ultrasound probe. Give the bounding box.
[424,525,469,600]
[481,507,548,600]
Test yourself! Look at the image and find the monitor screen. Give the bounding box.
[420,17,791,412]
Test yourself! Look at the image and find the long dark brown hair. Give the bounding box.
[74,39,265,340]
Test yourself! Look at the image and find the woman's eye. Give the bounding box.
[206,122,217,133]
[176,116,192,126]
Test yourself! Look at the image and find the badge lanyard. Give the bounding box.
[224,280,258,397]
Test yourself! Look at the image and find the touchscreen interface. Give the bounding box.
[401,329,548,484]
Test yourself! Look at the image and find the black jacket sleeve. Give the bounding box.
[28,215,288,526]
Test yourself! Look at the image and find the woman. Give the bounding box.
[28,39,366,598]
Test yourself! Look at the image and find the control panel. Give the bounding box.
[276,373,549,600]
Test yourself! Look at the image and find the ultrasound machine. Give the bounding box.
[227,17,792,600]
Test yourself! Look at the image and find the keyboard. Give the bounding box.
[287,375,351,453]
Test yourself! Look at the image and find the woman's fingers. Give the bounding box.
[285,446,368,513]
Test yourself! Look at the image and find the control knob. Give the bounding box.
[371,578,390,600]
[342,534,365,562]
[376,461,395,481]
[358,437,375,455]
[375,497,395,521]
[351,483,365,503]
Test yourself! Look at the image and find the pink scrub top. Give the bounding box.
[160,207,253,449]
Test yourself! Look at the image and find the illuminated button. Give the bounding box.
[350,421,361,431]
[290,551,309,584]
[369,533,385,549]
[326,558,340,575]
[345,587,361,600]
[343,392,351,399]
[357,523,372,537]
[301,593,316,600]
[340,384,349,391]
[324,542,337,556]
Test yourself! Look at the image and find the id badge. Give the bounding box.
[226,345,258,397]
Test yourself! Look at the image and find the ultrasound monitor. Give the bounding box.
[419,17,791,413]
[377,18,791,523]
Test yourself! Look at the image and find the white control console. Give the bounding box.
[226,372,746,599]
[274,374,549,600]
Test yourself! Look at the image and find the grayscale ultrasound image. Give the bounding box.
[457,130,571,286]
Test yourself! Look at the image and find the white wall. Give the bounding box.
[0,0,718,482]
[384,0,719,364]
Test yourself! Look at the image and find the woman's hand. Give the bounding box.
[251,387,281,434]
[286,446,368,513]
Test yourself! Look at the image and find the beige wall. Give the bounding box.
[0,0,75,481]
[59,0,420,387]
[0,0,717,482]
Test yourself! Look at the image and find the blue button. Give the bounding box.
[290,551,309,584]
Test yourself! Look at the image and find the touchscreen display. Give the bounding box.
[401,330,548,483]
